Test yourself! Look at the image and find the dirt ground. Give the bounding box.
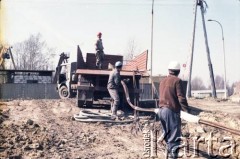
[0,98,240,159]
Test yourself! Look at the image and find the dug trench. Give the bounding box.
[0,99,240,159]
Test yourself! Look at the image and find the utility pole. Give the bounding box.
[151,0,154,99]
[187,0,217,98]
[199,0,217,98]
[186,0,198,98]
[208,19,227,99]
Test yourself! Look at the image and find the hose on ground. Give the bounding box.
[73,110,134,123]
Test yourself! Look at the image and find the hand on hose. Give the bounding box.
[123,78,130,83]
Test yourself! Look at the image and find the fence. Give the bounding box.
[0,84,59,100]
[0,81,187,100]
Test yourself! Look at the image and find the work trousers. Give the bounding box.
[96,51,104,69]
[108,88,120,115]
[158,107,181,157]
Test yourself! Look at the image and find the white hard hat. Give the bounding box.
[115,61,123,67]
[168,61,180,70]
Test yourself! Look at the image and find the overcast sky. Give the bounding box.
[1,0,240,84]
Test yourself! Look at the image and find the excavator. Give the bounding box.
[0,45,16,70]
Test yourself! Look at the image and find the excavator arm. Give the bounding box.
[53,52,69,84]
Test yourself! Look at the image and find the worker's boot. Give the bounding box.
[111,105,118,120]
[168,148,178,159]
[111,111,118,120]
[111,114,117,120]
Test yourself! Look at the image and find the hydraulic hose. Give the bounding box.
[74,109,134,123]
[121,81,158,113]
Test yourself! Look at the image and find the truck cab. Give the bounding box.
[54,53,77,99]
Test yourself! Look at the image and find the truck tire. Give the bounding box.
[59,85,70,99]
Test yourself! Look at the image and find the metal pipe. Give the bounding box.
[199,119,240,136]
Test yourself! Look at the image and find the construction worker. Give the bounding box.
[158,61,189,158]
[107,61,122,119]
[95,32,104,69]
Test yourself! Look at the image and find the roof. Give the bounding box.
[122,50,148,71]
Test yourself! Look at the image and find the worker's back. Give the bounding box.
[159,75,184,113]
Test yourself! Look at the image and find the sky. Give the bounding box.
[1,0,240,85]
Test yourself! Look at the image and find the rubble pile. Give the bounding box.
[0,109,8,125]
[0,100,143,159]
[0,118,102,158]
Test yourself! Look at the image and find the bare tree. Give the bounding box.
[124,38,137,61]
[13,33,54,70]
[232,81,240,95]
[214,75,224,89]
[191,76,206,90]
[227,83,235,96]
[206,75,234,95]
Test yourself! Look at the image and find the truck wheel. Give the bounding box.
[59,86,70,99]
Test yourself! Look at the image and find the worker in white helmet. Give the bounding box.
[158,61,189,158]
[95,32,104,69]
[107,61,123,119]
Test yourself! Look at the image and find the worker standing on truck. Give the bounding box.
[95,32,104,69]
[107,61,123,119]
[158,61,189,158]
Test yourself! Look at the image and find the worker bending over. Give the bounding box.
[158,61,189,158]
[95,32,104,69]
[107,61,123,119]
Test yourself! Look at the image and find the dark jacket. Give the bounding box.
[159,75,188,113]
[107,69,121,89]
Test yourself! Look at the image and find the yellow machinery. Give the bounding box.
[0,45,7,69]
[0,45,16,69]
